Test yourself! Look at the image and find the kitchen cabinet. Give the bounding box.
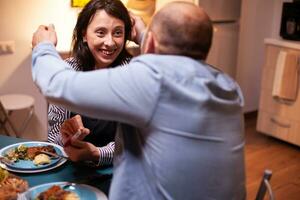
[257,38,300,146]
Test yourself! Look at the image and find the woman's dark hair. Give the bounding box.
[72,0,132,71]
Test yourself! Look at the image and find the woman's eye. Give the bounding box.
[114,30,124,37]
[96,31,105,37]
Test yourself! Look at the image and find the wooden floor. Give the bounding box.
[245,113,300,200]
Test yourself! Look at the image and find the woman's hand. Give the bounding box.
[61,115,99,163]
[63,140,100,163]
[130,13,147,45]
[60,115,90,146]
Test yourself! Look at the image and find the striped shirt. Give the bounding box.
[47,57,129,166]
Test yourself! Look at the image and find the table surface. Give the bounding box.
[0,94,34,110]
[0,135,112,196]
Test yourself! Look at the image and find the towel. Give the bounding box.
[272,50,299,101]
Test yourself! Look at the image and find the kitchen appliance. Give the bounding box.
[197,0,241,79]
[280,2,300,41]
[156,0,241,78]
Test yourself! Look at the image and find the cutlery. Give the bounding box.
[63,182,77,190]
[0,156,14,165]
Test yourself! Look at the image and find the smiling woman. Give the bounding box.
[83,9,126,69]
[71,0,132,71]
[47,0,133,167]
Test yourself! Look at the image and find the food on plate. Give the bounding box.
[33,154,51,166]
[4,144,57,165]
[0,167,29,200]
[35,185,80,200]
[27,145,56,160]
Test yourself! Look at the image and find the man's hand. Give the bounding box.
[63,140,100,163]
[32,24,57,48]
[60,115,90,146]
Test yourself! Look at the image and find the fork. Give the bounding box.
[37,151,69,160]
[62,182,77,190]
[0,156,14,165]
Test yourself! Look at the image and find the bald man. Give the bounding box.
[32,2,246,200]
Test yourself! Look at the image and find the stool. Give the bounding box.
[0,94,34,137]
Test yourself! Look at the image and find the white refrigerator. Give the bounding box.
[199,0,241,79]
[156,0,241,79]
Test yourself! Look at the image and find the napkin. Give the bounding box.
[272,50,299,101]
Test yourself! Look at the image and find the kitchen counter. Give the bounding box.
[264,38,300,50]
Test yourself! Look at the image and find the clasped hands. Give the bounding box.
[60,115,100,163]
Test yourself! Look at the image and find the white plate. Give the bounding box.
[20,182,108,200]
[0,141,67,173]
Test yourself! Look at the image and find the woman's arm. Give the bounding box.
[48,58,78,146]
[48,104,70,146]
[97,142,115,166]
[60,115,114,166]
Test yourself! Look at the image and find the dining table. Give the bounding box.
[0,134,113,196]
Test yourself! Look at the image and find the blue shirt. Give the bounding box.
[32,42,246,200]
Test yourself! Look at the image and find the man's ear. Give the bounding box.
[142,31,155,54]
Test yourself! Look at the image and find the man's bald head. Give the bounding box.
[148,2,213,60]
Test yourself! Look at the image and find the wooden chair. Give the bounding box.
[255,169,275,200]
[0,101,18,136]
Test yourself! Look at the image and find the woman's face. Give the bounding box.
[84,10,126,69]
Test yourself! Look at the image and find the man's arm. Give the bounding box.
[32,26,160,127]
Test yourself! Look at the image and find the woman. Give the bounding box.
[48,0,133,166]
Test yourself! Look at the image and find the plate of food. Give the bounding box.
[21,182,108,200]
[0,167,29,200]
[0,142,67,173]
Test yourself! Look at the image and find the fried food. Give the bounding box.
[0,168,29,200]
[26,145,56,160]
[35,185,80,200]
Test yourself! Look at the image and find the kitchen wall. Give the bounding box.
[236,0,292,112]
[0,0,79,139]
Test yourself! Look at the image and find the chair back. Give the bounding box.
[255,169,275,200]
